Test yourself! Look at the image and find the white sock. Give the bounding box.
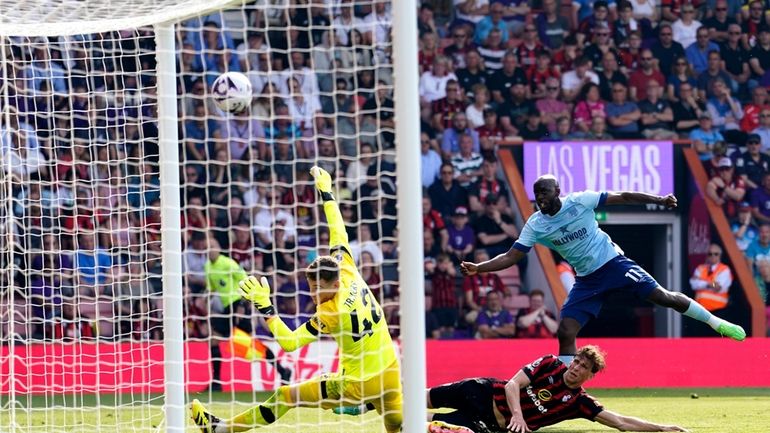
[683,299,724,330]
[558,355,575,365]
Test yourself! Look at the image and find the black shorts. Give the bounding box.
[210,299,252,338]
[430,378,503,433]
[432,307,459,328]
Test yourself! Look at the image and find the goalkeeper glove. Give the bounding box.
[310,166,334,201]
[238,276,275,315]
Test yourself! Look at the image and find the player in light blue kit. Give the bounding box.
[461,175,746,364]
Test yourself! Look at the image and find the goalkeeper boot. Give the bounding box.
[717,322,746,341]
[191,399,221,433]
[428,420,475,433]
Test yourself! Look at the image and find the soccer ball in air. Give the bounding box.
[211,72,252,114]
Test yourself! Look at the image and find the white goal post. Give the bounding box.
[0,1,425,433]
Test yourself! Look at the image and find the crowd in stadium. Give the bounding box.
[2,0,770,344]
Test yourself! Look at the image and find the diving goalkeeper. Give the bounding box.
[191,166,406,433]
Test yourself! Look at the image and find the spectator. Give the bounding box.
[704,0,736,43]
[671,4,702,49]
[673,83,708,136]
[419,56,458,104]
[577,1,613,46]
[749,28,770,85]
[429,162,470,219]
[720,24,751,94]
[703,141,730,179]
[651,24,685,78]
[606,82,641,138]
[499,83,536,136]
[462,249,506,325]
[706,157,746,220]
[474,1,509,45]
[707,78,746,146]
[475,290,516,339]
[442,113,481,157]
[230,222,261,272]
[519,110,548,140]
[629,49,666,101]
[733,202,759,252]
[527,50,560,99]
[754,111,770,152]
[638,80,677,139]
[423,194,450,250]
[752,173,770,225]
[430,253,460,338]
[362,81,396,150]
[516,289,558,338]
[500,0,531,36]
[349,224,384,266]
[697,50,733,101]
[667,56,698,103]
[614,1,647,49]
[586,25,622,73]
[470,158,510,213]
[421,132,442,188]
[747,224,770,296]
[333,2,364,46]
[74,232,113,297]
[516,24,545,71]
[536,77,571,133]
[691,114,725,160]
[478,28,507,70]
[573,83,606,134]
[598,51,627,102]
[465,83,491,129]
[455,0,490,26]
[418,4,437,36]
[431,80,466,133]
[455,50,487,96]
[587,115,614,139]
[253,189,296,247]
[689,243,733,312]
[549,116,579,140]
[686,27,720,75]
[445,29,477,70]
[735,134,770,191]
[561,57,600,102]
[217,109,266,170]
[742,86,769,133]
[345,143,375,192]
[473,193,518,257]
[451,134,484,188]
[477,109,505,144]
[489,52,528,105]
[446,206,475,264]
[742,0,770,49]
[536,0,571,50]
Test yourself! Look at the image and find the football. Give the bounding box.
[211,71,253,113]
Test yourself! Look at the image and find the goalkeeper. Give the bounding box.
[192,166,406,433]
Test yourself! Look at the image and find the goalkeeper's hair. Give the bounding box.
[576,345,607,373]
[306,256,340,283]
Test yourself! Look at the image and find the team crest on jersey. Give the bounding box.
[548,376,554,384]
[558,225,570,234]
[562,394,572,402]
[334,252,343,263]
[537,389,552,402]
[219,279,226,287]
[568,207,578,217]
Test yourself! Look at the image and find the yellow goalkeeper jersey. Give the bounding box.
[311,201,398,382]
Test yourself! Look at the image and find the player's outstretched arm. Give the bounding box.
[238,276,318,352]
[310,166,351,251]
[461,246,526,276]
[504,370,532,433]
[595,409,688,432]
[604,192,678,209]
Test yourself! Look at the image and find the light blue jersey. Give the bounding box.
[513,191,622,276]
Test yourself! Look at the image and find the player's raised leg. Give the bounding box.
[191,375,337,433]
[646,286,746,341]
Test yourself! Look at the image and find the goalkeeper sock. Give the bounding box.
[683,299,723,330]
[222,386,292,432]
[210,345,222,385]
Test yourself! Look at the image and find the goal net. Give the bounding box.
[0,0,412,432]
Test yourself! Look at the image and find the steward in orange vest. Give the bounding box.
[689,246,732,312]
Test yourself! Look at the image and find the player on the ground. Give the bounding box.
[191,166,468,433]
[428,345,688,433]
[460,175,746,364]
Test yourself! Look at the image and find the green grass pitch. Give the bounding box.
[2,388,769,432]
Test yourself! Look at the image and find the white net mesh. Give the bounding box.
[0,1,399,432]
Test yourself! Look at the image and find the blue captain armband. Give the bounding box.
[512,242,531,253]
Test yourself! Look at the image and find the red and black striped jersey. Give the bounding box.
[490,355,604,430]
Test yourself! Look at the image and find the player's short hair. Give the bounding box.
[306,256,340,282]
[576,345,607,373]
